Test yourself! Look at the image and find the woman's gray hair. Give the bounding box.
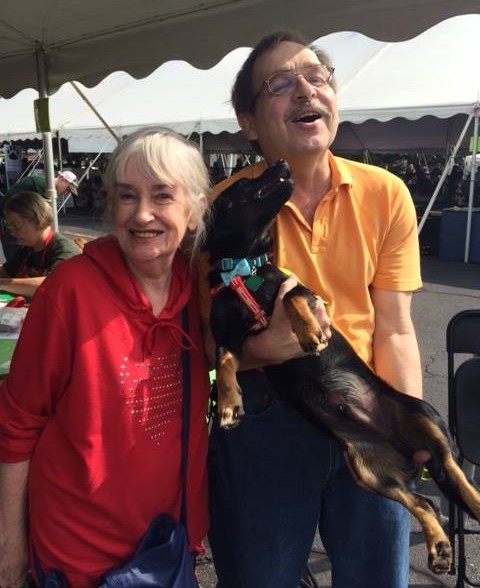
[4,191,53,230]
[103,127,210,259]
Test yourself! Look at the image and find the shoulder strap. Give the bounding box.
[180,305,190,530]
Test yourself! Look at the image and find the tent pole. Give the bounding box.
[69,82,121,145]
[17,150,42,180]
[418,112,473,235]
[57,131,63,171]
[199,120,204,155]
[464,104,479,263]
[35,46,58,231]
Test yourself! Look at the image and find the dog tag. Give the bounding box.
[245,275,264,292]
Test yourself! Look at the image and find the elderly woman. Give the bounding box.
[0,128,211,587]
[0,191,81,298]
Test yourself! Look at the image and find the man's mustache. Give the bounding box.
[286,102,332,122]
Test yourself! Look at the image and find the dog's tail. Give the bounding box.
[427,452,480,520]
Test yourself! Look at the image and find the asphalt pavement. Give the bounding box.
[58,211,480,588]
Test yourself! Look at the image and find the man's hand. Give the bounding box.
[241,275,331,369]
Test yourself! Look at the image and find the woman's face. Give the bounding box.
[4,212,42,248]
[111,156,197,272]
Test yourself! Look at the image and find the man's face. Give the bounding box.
[239,42,339,164]
[56,177,70,196]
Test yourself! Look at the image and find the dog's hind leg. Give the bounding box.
[216,347,245,428]
[283,285,328,355]
[406,414,480,521]
[345,445,452,575]
[383,485,452,575]
[428,451,480,522]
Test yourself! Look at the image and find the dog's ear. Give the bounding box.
[238,112,258,142]
[187,194,208,232]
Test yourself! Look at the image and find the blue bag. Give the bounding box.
[99,514,197,587]
[38,514,196,588]
[43,571,68,588]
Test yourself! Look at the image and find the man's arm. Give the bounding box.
[241,276,331,369]
[203,277,307,370]
[0,461,30,588]
[371,287,422,399]
[204,276,331,371]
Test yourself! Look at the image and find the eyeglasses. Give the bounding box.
[251,63,335,109]
[5,221,27,233]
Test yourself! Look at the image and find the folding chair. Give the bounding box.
[446,309,480,588]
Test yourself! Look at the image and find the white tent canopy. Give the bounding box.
[1,15,478,154]
[1,0,478,100]
[0,53,250,150]
[2,0,478,230]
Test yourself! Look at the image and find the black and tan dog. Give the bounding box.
[204,160,480,575]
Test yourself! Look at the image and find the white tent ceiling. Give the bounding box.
[0,15,477,154]
[1,0,479,99]
[2,0,479,230]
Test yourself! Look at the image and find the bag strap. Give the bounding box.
[180,305,190,531]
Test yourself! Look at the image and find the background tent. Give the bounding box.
[1,2,479,208]
[1,15,478,155]
[1,0,478,99]
[0,52,250,151]
[1,3,479,227]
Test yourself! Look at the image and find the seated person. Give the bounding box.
[0,170,79,262]
[0,191,82,298]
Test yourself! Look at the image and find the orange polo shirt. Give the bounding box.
[200,153,422,368]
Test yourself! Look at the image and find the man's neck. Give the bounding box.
[265,149,331,191]
[288,153,332,224]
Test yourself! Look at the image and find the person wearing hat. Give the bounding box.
[55,170,80,200]
[0,169,79,261]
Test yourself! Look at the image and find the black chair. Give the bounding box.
[446,310,480,588]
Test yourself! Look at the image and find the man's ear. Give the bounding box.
[238,113,258,141]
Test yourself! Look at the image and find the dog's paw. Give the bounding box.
[428,540,452,575]
[219,404,245,429]
[297,331,328,356]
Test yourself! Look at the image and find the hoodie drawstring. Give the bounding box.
[144,317,197,359]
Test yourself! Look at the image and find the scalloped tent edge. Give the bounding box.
[1,1,479,229]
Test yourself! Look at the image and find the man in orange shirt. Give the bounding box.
[205,31,422,588]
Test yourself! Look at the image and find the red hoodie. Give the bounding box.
[0,236,210,587]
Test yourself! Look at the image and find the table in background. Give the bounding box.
[438,209,480,263]
[0,291,20,377]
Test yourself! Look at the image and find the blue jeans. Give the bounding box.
[208,371,410,588]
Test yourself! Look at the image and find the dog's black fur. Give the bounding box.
[204,160,480,575]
